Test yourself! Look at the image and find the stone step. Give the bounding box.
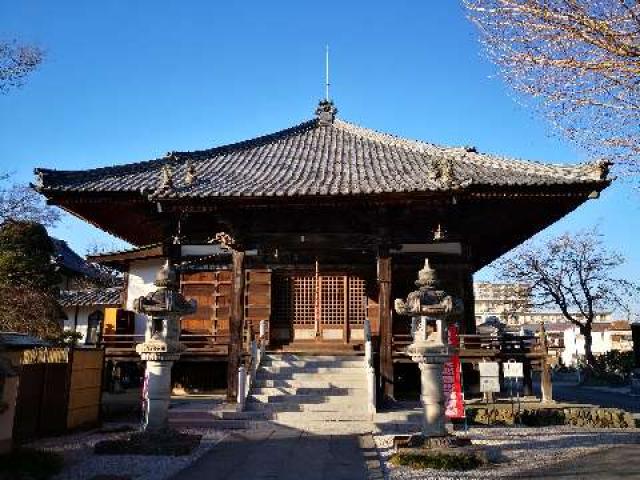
[249,393,366,405]
[273,411,373,423]
[255,371,367,380]
[251,386,365,396]
[253,379,365,388]
[247,398,368,412]
[265,354,363,362]
[258,366,364,375]
[262,360,365,368]
[169,409,269,421]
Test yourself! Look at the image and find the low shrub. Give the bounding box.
[0,448,64,480]
[389,451,483,471]
[94,429,201,456]
[580,351,635,385]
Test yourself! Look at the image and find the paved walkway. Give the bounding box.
[172,427,374,480]
[536,381,640,413]
[521,444,640,479]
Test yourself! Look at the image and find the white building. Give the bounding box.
[54,238,123,344]
[561,321,633,366]
[60,289,122,344]
[474,282,612,326]
[474,282,531,325]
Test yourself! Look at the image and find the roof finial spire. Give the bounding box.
[316,45,337,126]
[325,44,330,102]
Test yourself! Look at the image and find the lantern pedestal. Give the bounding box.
[136,343,183,430]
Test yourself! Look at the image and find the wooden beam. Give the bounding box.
[377,252,393,402]
[227,249,245,402]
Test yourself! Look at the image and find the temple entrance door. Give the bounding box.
[271,272,367,344]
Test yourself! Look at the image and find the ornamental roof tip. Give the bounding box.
[315,99,337,126]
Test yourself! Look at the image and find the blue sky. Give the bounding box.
[1,1,638,304]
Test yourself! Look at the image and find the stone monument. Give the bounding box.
[395,259,463,440]
[134,260,197,430]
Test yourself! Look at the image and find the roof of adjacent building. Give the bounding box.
[0,332,50,349]
[35,102,609,200]
[59,287,122,308]
[52,238,102,279]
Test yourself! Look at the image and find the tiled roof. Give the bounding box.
[35,107,609,199]
[53,238,102,279]
[0,332,50,348]
[59,287,122,307]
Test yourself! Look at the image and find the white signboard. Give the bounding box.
[504,361,524,378]
[480,377,500,393]
[479,362,500,378]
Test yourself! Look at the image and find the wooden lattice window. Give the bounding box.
[293,276,317,327]
[347,276,367,326]
[320,276,346,326]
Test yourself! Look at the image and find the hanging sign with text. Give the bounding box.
[443,324,465,419]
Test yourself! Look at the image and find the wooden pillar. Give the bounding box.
[378,252,394,402]
[461,268,476,334]
[227,249,245,402]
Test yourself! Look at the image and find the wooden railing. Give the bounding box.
[237,320,267,410]
[392,332,544,360]
[101,333,230,356]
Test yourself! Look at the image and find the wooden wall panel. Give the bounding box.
[181,271,232,337]
[244,269,272,340]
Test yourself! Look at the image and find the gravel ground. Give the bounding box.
[26,424,228,480]
[374,426,640,480]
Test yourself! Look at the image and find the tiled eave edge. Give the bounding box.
[40,179,610,206]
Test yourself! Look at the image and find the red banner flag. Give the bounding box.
[444,324,465,419]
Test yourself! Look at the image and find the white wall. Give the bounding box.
[126,258,166,336]
[62,305,105,344]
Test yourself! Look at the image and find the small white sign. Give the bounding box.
[504,361,524,378]
[479,362,500,378]
[480,376,500,393]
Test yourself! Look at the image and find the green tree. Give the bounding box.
[0,220,62,337]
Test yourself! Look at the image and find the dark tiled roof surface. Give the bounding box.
[36,116,609,199]
[53,238,102,279]
[0,332,50,348]
[59,287,122,307]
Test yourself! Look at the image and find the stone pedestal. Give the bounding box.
[144,360,174,429]
[418,361,447,437]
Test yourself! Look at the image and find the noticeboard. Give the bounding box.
[504,361,524,378]
[480,376,500,393]
[479,361,500,378]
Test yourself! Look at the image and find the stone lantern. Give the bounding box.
[395,259,463,439]
[134,260,196,430]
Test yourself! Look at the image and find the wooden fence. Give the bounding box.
[12,347,103,442]
[67,348,104,430]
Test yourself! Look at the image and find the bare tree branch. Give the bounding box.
[465,0,640,176]
[0,40,44,94]
[0,172,60,226]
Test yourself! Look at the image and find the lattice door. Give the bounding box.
[271,273,368,342]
